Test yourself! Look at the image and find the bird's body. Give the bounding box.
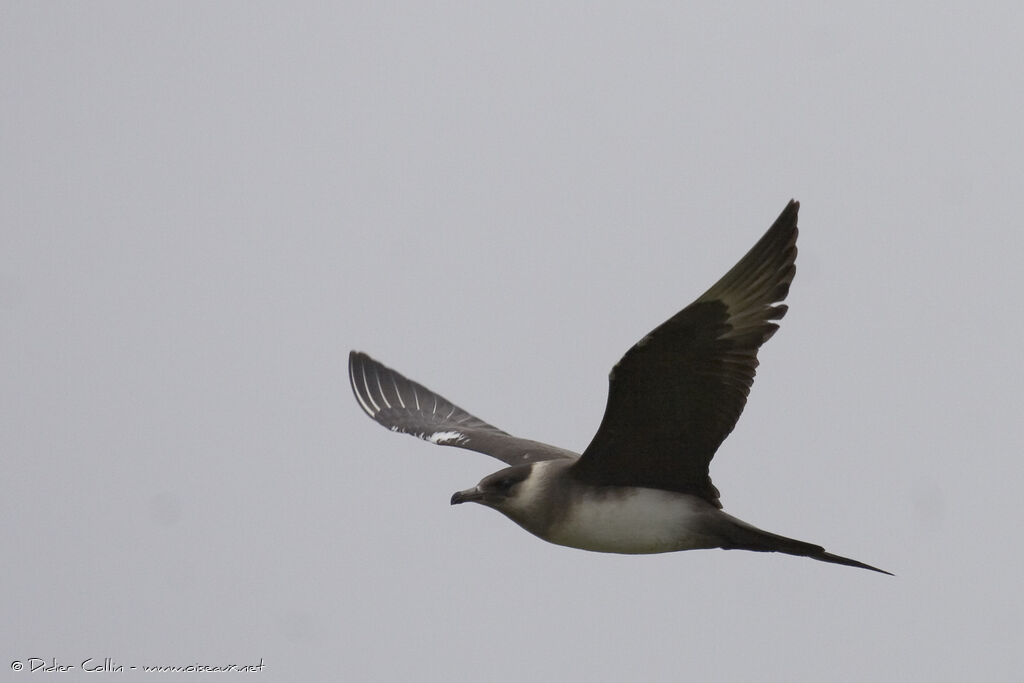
[522,462,726,554]
[350,200,891,575]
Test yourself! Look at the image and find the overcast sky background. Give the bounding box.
[3,3,1023,681]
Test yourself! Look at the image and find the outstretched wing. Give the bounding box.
[349,351,577,465]
[570,201,800,506]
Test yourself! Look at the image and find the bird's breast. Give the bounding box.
[542,486,723,555]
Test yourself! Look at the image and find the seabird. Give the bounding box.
[350,200,890,574]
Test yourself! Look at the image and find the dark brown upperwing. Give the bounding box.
[569,201,799,506]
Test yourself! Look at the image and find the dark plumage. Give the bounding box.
[350,201,891,575]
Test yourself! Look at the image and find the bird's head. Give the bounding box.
[450,464,534,510]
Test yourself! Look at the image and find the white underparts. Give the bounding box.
[505,462,725,554]
[547,488,723,554]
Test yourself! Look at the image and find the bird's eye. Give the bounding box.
[495,478,514,492]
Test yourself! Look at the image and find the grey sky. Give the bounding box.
[2,2,1022,681]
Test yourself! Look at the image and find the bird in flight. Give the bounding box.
[350,200,890,574]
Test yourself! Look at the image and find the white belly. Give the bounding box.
[544,487,721,554]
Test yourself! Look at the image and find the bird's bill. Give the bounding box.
[450,487,484,505]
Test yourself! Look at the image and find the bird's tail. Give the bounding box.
[719,517,893,575]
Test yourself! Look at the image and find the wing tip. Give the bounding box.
[779,198,800,225]
[348,350,381,418]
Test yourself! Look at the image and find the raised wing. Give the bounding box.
[569,201,800,506]
[349,351,577,465]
